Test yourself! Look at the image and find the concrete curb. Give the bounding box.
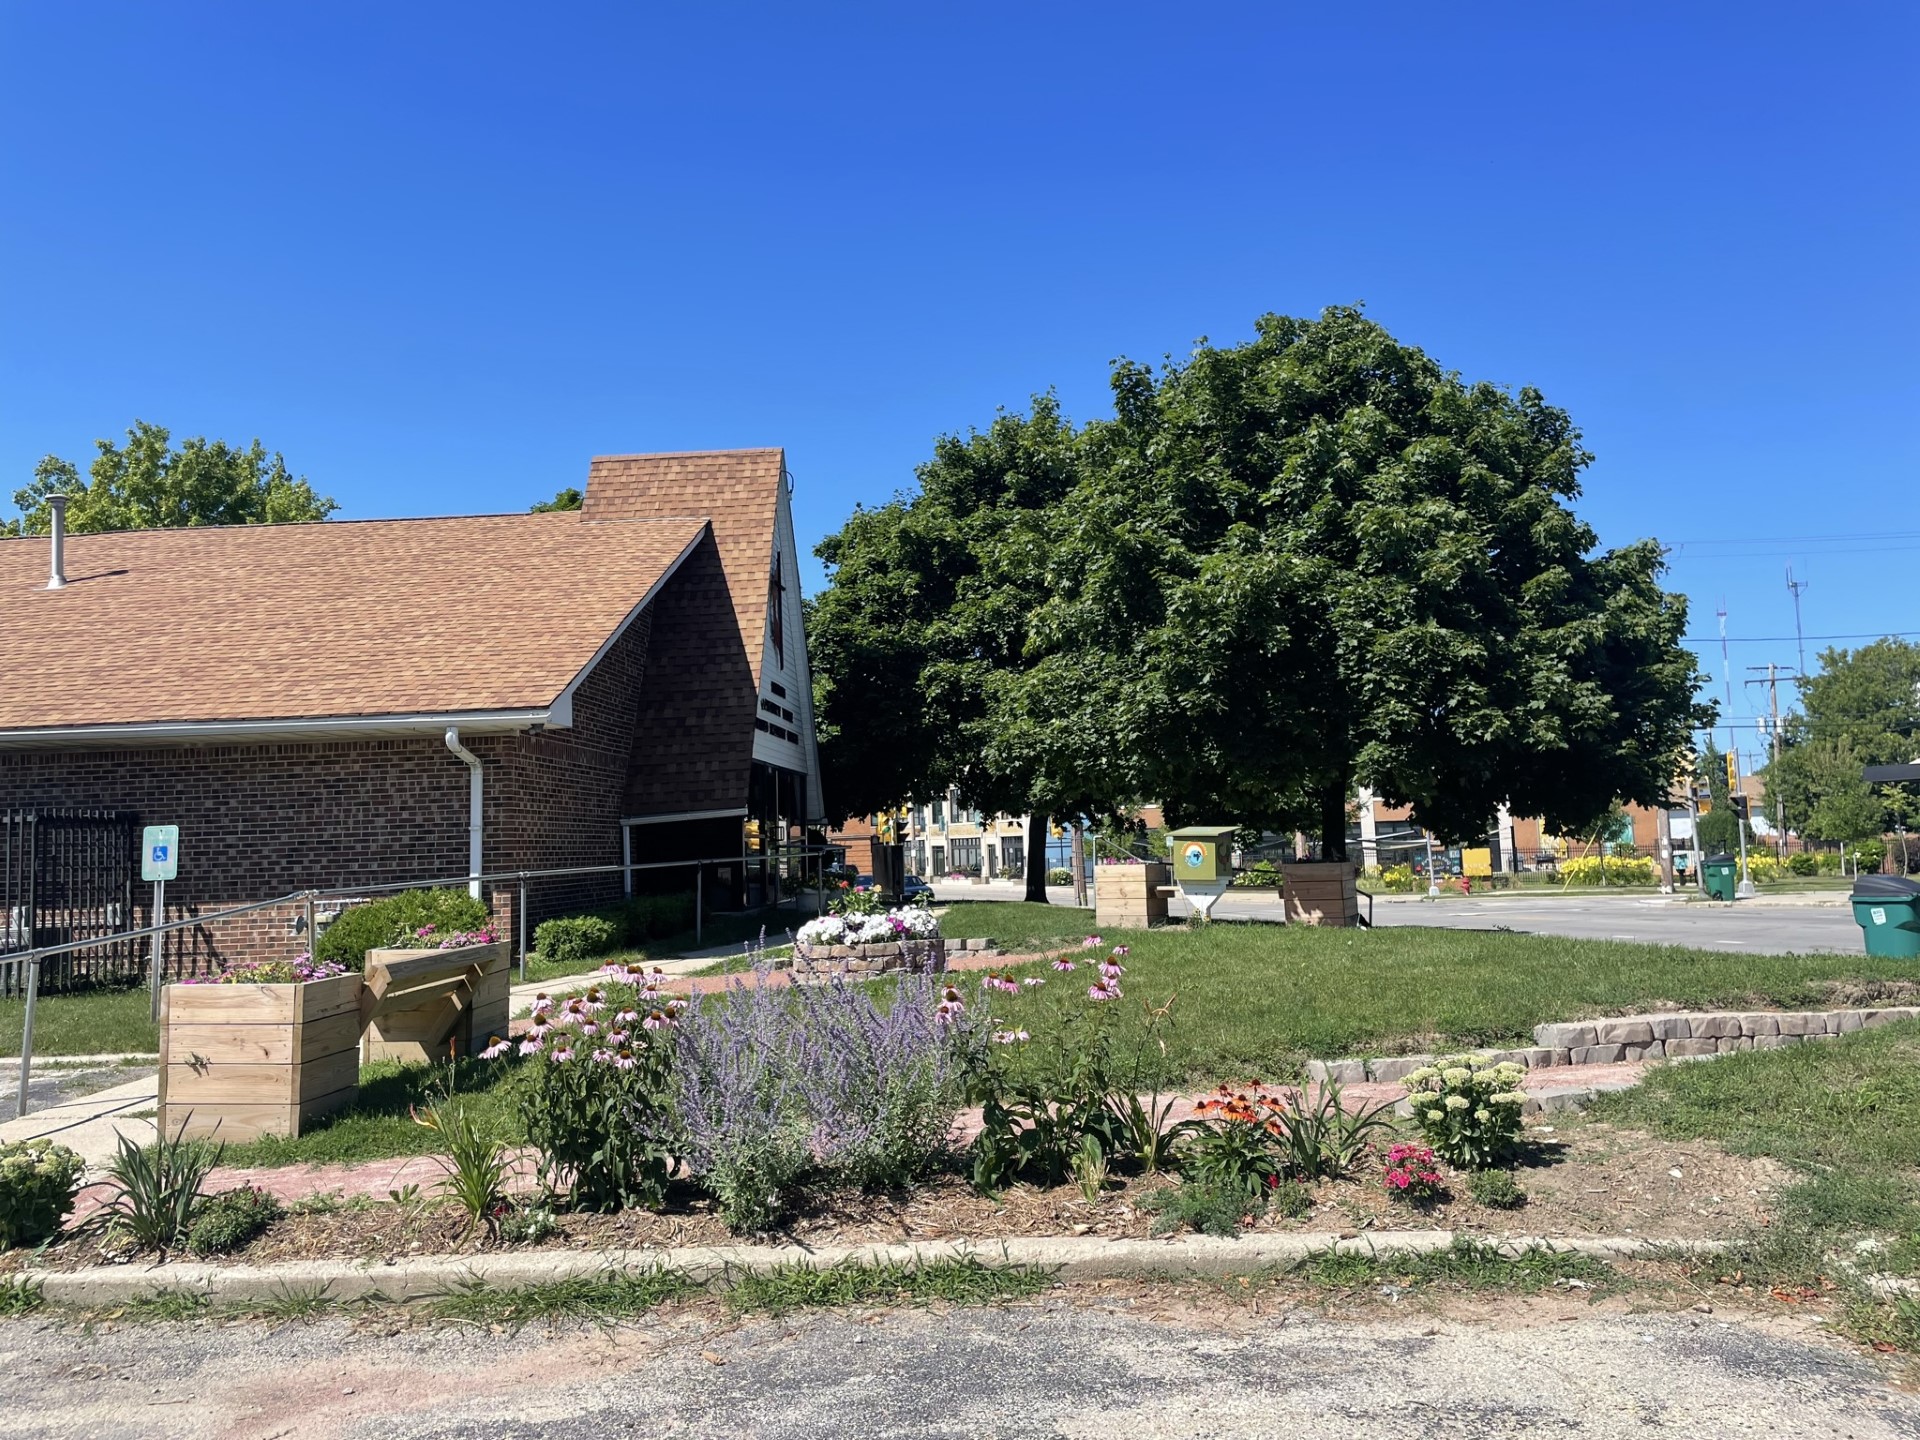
[17,1231,1725,1308]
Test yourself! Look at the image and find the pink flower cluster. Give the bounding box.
[1382,1142,1444,1201]
[483,975,685,1064]
[181,953,348,985]
[935,984,967,1026]
[409,923,500,951]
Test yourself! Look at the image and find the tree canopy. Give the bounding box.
[530,486,583,512]
[1761,638,1920,843]
[6,420,335,535]
[811,308,1706,881]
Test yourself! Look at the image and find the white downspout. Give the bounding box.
[444,727,483,900]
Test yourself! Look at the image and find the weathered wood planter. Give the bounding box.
[157,972,363,1143]
[1281,860,1360,927]
[361,939,512,1064]
[1094,862,1170,930]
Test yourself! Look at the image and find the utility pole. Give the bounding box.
[1745,664,1799,860]
[1786,567,1809,679]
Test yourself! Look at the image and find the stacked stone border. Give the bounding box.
[779,937,1003,980]
[1308,1005,1920,1085]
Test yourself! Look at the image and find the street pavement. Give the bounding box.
[935,881,1863,955]
[3,1297,1915,1438]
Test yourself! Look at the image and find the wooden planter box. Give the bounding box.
[158,971,363,1143]
[361,939,512,1065]
[1281,860,1360,927]
[1094,862,1171,930]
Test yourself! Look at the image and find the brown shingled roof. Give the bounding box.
[0,514,707,732]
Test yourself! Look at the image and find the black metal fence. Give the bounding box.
[0,808,141,995]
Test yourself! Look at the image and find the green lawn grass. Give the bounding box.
[518,904,814,983]
[941,901,1910,1077]
[218,1057,523,1168]
[1590,1021,1920,1268]
[0,983,158,1057]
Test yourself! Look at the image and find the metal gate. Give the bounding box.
[0,809,141,994]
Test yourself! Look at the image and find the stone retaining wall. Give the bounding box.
[1308,1005,1920,1084]
[784,937,1002,980]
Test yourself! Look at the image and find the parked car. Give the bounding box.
[900,875,934,903]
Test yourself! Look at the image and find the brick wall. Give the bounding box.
[0,601,663,971]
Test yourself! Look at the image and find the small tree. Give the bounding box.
[530,487,582,512]
[8,420,334,534]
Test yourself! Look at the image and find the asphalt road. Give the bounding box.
[936,882,1864,955]
[4,1298,1916,1439]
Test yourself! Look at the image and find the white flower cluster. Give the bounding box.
[796,906,940,947]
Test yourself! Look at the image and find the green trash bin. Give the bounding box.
[1702,853,1740,902]
[1850,875,1920,959]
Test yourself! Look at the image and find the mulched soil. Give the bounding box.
[3,1116,1786,1275]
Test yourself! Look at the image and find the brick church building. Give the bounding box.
[0,448,824,974]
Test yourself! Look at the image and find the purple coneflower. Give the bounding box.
[479,1036,510,1060]
[1051,957,1077,973]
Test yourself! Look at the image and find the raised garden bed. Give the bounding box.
[361,939,512,1063]
[157,971,363,1143]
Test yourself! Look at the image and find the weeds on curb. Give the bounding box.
[1303,1237,1616,1295]
[423,1269,700,1329]
[126,1288,211,1321]
[0,1277,44,1316]
[724,1257,1053,1316]
[249,1283,336,1323]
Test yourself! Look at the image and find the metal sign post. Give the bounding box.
[142,825,179,1020]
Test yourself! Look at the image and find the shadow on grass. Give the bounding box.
[220,1057,522,1169]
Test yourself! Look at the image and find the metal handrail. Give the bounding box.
[7,846,842,1121]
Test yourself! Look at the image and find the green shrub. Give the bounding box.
[186,1185,283,1256]
[1559,855,1656,886]
[1854,839,1887,873]
[0,1139,85,1250]
[533,914,619,965]
[1467,1168,1527,1210]
[1046,867,1073,886]
[1787,852,1819,877]
[315,888,490,969]
[1402,1054,1528,1169]
[1140,1175,1308,1237]
[1231,861,1282,889]
[1815,850,1845,875]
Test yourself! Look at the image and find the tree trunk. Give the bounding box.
[1318,787,1348,861]
[1024,813,1051,903]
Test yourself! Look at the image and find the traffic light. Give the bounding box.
[1724,751,1739,792]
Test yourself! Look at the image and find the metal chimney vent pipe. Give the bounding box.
[46,495,69,590]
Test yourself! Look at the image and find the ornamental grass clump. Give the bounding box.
[0,1139,85,1250]
[1402,1054,1529,1169]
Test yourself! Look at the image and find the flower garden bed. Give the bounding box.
[0,1114,1784,1274]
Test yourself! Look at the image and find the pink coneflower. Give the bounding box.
[531,994,554,1017]
[591,1048,613,1064]
[643,1009,673,1031]
[518,1035,545,1057]
[579,1021,601,1038]
[479,1035,510,1060]
[1112,945,1130,957]
[1051,957,1077,973]
[1099,959,1125,982]
[1081,935,1104,949]
[1088,980,1121,1002]
[550,1044,575,1062]
[613,1049,638,1071]
[616,1009,640,1026]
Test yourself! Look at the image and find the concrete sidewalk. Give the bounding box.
[0,1071,157,1167]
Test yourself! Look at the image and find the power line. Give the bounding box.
[1681,630,1920,644]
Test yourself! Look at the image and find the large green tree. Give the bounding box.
[1762,638,1920,843]
[1030,308,1706,854]
[6,420,335,535]
[811,308,1706,888]
[811,396,1108,901]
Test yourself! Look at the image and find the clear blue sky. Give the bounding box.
[4,3,1914,769]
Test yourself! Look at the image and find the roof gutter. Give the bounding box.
[0,707,557,751]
